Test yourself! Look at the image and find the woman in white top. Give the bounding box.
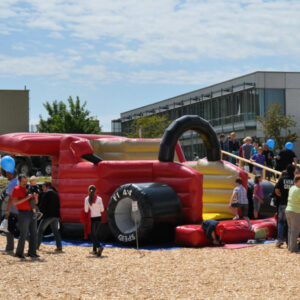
[84,185,104,256]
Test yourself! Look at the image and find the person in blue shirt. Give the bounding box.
[252,141,258,155]
[201,219,223,245]
[251,147,266,176]
[1,171,18,253]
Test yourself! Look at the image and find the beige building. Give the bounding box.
[0,89,29,134]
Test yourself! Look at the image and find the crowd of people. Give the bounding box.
[0,171,105,259]
[217,132,299,179]
[0,173,63,258]
[196,132,300,253]
[201,166,300,253]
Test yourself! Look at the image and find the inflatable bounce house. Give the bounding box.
[0,115,276,246]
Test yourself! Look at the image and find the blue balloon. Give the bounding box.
[266,139,275,149]
[285,142,293,150]
[1,156,15,173]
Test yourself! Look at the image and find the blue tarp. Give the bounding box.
[41,237,181,251]
[41,236,276,251]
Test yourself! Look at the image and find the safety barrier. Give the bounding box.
[221,150,282,183]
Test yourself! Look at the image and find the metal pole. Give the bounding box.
[134,210,139,251]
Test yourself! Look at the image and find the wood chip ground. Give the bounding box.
[1,236,300,299]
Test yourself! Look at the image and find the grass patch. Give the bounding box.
[0,176,51,189]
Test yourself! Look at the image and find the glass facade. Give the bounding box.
[121,87,286,160]
[111,119,122,133]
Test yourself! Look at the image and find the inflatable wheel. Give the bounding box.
[158,115,221,162]
[107,182,182,244]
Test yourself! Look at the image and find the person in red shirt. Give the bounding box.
[12,174,39,259]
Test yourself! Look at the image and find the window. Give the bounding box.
[264,89,285,114]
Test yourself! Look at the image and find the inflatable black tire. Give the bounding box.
[107,183,182,244]
[158,115,221,162]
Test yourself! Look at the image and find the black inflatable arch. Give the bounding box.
[158,115,221,162]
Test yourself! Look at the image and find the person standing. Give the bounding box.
[84,185,104,257]
[242,137,253,172]
[252,141,259,155]
[37,182,62,252]
[262,143,274,180]
[276,145,298,172]
[1,171,18,253]
[250,147,266,176]
[12,174,39,259]
[228,132,240,165]
[274,165,295,248]
[229,178,251,228]
[253,176,264,219]
[220,134,229,161]
[285,175,300,253]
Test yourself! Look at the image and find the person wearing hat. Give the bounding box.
[84,185,104,257]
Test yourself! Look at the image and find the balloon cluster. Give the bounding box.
[0,156,15,173]
[266,139,293,150]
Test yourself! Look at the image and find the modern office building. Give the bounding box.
[113,71,300,159]
[0,89,29,134]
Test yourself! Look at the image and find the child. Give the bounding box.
[229,178,251,228]
[84,185,105,257]
[250,147,266,176]
[201,219,223,246]
[28,176,43,220]
[253,175,264,219]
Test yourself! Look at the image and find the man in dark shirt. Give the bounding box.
[228,132,240,165]
[262,143,274,180]
[220,134,229,161]
[37,182,62,252]
[276,146,298,171]
[219,134,226,151]
[274,165,295,247]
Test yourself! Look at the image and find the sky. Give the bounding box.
[1,0,300,131]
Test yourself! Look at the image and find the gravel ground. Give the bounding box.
[0,235,300,300]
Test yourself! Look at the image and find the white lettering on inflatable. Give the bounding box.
[113,192,121,202]
[132,201,138,212]
[122,189,133,197]
[118,233,136,242]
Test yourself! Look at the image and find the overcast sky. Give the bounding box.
[1,0,300,131]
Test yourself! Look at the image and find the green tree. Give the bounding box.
[257,101,298,150]
[38,96,101,134]
[127,115,171,138]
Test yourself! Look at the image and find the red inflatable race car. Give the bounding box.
[1,116,272,245]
